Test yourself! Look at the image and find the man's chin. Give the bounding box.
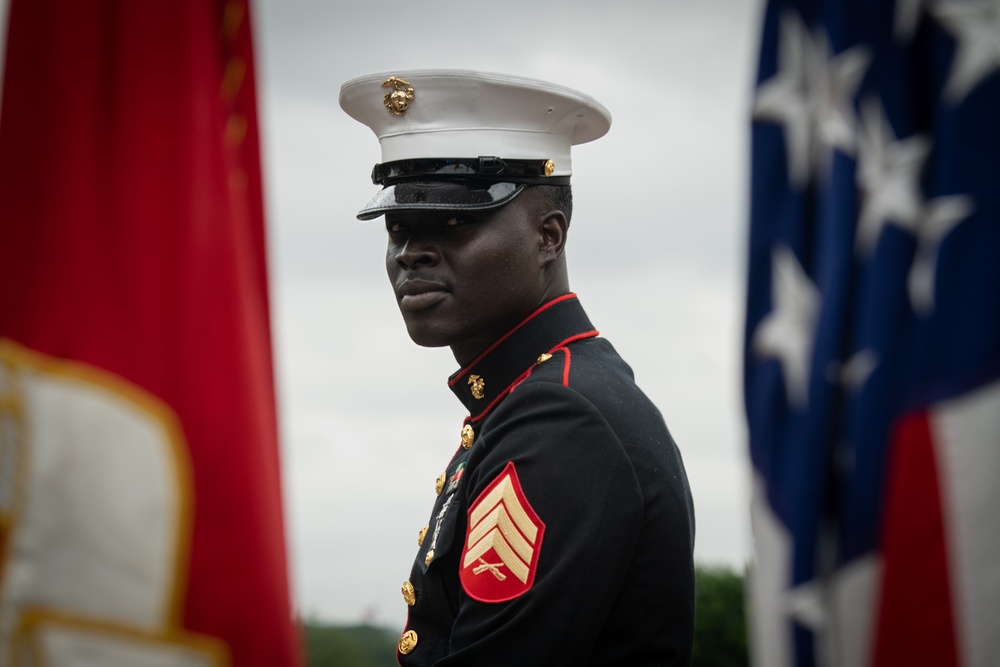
[402,323,454,350]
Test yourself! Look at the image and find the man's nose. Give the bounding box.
[395,233,441,269]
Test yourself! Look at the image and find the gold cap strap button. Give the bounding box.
[398,629,418,655]
[435,472,446,495]
[461,424,475,450]
[402,581,416,606]
[417,525,428,546]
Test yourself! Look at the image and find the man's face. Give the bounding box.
[384,192,546,361]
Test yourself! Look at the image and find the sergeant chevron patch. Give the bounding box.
[460,461,545,603]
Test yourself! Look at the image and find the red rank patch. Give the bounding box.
[460,461,545,603]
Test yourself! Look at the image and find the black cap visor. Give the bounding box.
[356,180,525,221]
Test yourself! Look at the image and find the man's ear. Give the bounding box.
[538,210,568,265]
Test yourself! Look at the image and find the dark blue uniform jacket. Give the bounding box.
[397,294,694,666]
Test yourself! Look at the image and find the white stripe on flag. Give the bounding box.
[933,378,1000,667]
[749,475,793,667]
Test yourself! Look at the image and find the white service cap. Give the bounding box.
[339,70,611,220]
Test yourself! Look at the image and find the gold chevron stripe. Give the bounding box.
[463,528,530,583]
[467,505,533,564]
[468,474,538,542]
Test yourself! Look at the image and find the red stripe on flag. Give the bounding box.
[872,411,959,667]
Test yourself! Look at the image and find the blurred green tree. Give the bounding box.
[692,564,748,667]
[303,563,750,666]
[301,622,398,667]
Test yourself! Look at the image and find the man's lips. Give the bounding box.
[397,279,450,310]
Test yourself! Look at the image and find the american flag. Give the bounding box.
[744,1,1000,665]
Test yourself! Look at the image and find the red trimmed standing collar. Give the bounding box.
[447,293,598,421]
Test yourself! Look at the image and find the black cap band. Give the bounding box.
[371,157,570,186]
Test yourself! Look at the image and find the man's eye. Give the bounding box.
[444,217,467,227]
[387,222,408,233]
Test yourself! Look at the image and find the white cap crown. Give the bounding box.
[339,69,612,179]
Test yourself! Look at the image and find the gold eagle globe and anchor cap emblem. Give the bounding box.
[382,76,415,116]
[468,374,485,400]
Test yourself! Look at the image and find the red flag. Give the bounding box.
[0,1,300,665]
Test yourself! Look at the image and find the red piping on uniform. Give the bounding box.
[561,346,572,386]
[396,616,410,666]
[470,369,533,424]
[468,329,599,423]
[552,330,597,383]
[449,293,578,387]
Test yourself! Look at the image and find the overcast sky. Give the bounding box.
[253,0,765,628]
[0,0,765,630]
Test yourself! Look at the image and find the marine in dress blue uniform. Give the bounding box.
[340,70,695,666]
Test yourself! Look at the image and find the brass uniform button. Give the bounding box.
[435,472,446,495]
[417,525,428,546]
[461,424,475,450]
[398,629,418,655]
[425,549,434,565]
[402,581,416,606]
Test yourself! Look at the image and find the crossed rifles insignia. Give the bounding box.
[473,558,506,581]
[460,462,545,602]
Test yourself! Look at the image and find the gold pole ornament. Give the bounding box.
[382,76,415,116]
